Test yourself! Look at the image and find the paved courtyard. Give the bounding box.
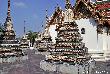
[0,49,61,74]
[0,49,110,74]
[91,61,110,74]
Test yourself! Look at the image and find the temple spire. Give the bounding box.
[7,0,11,20]
[65,0,72,9]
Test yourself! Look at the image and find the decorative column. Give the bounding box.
[103,27,108,60]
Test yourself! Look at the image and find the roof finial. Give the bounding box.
[65,0,71,9]
[57,3,59,7]
[24,20,26,34]
[46,9,48,19]
[55,3,61,12]
[45,9,49,25]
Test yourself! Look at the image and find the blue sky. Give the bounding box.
[0,0,75,37]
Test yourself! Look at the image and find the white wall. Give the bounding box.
[103,33,110,57]
[75,18,100,52]
[107,35,110,51]
[97,34,103,53]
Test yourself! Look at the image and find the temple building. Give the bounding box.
[46,0,110,61]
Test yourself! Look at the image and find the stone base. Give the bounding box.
[0,55,28,63]
[40,60,95,74]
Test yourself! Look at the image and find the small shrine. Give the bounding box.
[20,34,29,49]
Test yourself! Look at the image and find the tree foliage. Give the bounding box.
[27,30,38,47]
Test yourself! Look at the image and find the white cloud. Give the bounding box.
[13,2,27,8]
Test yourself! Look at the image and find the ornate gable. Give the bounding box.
[74,0,95,19]
[48,7,64,26]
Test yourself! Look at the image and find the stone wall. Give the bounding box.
[40,60,95,74]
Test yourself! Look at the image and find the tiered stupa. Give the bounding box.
[20,20,29,49]
[40,1,95,74]
[46,0,89,65]
[20,34,29,49]
[37,12,52,52]
[0,0,25,63]
[37,26,52,52]
[3,0,15,40]
[47,19,89,65]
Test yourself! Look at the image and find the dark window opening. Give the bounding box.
[81,28,85,34]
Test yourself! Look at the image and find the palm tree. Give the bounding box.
[27,31,38,47]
